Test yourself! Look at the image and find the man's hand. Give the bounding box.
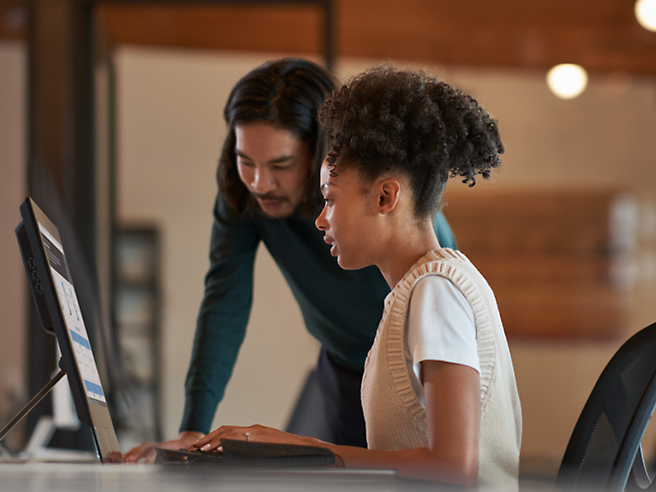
[123,430,205,463]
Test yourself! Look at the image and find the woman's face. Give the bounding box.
[235,123,312,219]
[315,158,379,270]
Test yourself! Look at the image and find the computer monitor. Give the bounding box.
[15,198,122,463]
[9,198,344,469]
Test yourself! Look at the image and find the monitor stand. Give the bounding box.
[20,414,95,461]
[0,365,96,461]
[0,368,65,443]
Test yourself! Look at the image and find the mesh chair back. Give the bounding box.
[555,322,656,492]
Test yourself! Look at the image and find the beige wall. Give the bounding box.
[438,63,656,470]
[2,40,656,472]
[0,41,27,450]
[115,48,656,470]
[114,50,322,452]
[344,61,656,472]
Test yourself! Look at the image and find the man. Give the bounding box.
[124,58,456,462]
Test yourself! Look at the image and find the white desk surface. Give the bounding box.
[0,462,434,492]
[0,461,556,491]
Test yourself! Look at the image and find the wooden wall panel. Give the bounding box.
[339,0,656,73]
[2,0,655,74]
[0,0,25,40]
[442,190,633,339]
[96,4,323,55]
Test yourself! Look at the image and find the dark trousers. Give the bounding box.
[315,347,367,448]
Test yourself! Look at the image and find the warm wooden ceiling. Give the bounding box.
[2,0,655,74]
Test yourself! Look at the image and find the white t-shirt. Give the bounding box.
[405,275,479,404]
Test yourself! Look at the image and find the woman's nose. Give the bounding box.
[315,204,328,231]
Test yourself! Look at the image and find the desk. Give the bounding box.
[0,462,426,492]
[0,462,556,491]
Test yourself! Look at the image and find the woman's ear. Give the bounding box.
[377,178,401,215]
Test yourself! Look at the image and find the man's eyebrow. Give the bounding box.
[235,149,295,164]
[268,155,295,164]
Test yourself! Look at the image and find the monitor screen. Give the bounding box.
[16,198,122,463]
[39,224,106,405]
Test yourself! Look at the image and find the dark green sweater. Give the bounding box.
[180,194,457,434]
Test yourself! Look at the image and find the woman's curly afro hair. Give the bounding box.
[318,65,504,218]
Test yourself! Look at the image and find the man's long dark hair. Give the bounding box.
[217,58,335,217]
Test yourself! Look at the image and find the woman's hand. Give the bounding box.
[187,361,480,485]
[192,424,321,452]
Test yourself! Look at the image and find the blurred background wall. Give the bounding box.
[112,48,656,474]
[1,0,655,477]
[0,39,27,453]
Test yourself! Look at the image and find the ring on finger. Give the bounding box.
[245,432,250,441]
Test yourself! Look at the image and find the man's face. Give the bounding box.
[235,123,312,219]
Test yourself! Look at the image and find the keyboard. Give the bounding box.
[155,439,341,467]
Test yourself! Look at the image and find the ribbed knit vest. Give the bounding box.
[361,249,522,487]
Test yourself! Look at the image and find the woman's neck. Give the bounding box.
[376,220,440,290]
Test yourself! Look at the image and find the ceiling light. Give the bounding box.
[546,64,588,100]
[636,0,656,31]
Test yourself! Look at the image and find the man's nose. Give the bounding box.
[251,168,275,194]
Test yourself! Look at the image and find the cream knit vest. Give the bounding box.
[361,249,522,487]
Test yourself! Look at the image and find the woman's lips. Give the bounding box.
[323,235,336,255]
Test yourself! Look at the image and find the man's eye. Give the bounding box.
[238,159,254,167]
[273,165,292,171]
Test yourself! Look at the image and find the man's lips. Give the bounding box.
[254,195,286,209]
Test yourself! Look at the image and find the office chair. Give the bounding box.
[554,321,656,492]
